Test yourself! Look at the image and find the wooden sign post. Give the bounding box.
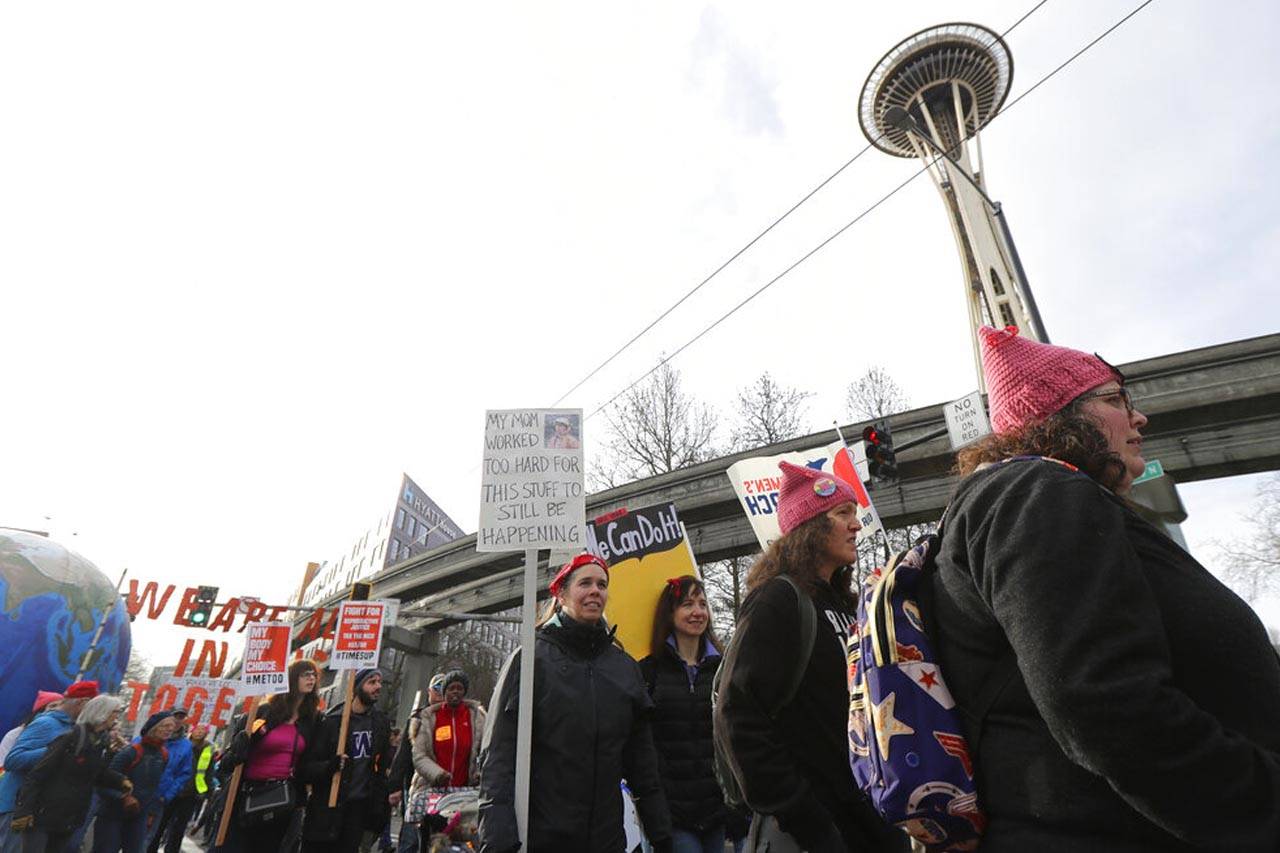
[214,694,267,846]
[328,581,373,807]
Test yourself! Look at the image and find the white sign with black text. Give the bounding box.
[945,391,992,450]
[478,409,586,553]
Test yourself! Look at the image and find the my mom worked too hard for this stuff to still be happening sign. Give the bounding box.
[477,408,585,553]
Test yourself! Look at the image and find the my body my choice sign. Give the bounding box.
[477,409,585,553]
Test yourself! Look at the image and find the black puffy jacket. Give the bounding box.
[638,641,728,833]
[478,614,672,853]
[14,725,127,833]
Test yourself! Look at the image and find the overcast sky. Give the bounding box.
[3,0,1277,664]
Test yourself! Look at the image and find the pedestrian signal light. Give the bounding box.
[190,585,219,626]
[862,421,898,483]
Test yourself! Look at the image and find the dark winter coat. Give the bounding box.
[103,737,170,814]
[638,639,728,833]
[716,575,907,852]
[477,614,673,853]
[297,701,393,841]
[13,725,128,833]
[930,458,1280,851]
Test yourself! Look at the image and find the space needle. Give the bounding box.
[859,23,1050,388]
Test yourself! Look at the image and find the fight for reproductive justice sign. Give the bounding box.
[329,602,386,670]
[477,409,586,553]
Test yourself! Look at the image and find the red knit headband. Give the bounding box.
[549,553,610,596]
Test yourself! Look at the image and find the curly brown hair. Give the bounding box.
[746,512,856,608]
[647,575,724,659]
[955,398,1126,489]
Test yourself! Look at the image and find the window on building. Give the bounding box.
[390,538,400,560]
[395,508,406,530]
[999,302,1017,327]
[990,268,1006,296]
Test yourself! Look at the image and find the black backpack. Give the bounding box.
[711,575,817,807]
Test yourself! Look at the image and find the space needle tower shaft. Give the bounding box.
[859,24,1051,387]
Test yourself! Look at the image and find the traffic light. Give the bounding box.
[862,421,898,483]
[190,585,218,627]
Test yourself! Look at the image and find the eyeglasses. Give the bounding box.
[1076,386,1136,414]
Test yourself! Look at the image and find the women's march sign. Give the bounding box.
[726,441,883,549]
[477,409,585,553]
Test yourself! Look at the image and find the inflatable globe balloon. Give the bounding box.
[0,529,131,733]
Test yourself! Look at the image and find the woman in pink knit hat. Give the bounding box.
[715,462,908,853]
[928,325,1280,851]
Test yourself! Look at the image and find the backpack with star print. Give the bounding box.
[846,459,1073,850]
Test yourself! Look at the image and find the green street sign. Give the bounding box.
[1133,459,1165,484]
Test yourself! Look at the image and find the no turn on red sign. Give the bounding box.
[945,391,992,450]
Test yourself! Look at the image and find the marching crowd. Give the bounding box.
[3,327,1279,853]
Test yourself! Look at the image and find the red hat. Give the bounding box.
[63,681,99,699]
[549,553,609,597]
[33,691,63,712]
[979,325,1121,433]
[777,461,859,535]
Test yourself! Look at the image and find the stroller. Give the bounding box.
[418,788,479,852]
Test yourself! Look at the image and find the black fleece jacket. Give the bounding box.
[638,643,727,833]
[931,459,1280,851]
[717,575,906,852]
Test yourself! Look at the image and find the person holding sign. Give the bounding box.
[299,668,394,853]
[477,553,673,853]
[715,463,907,853]
[638,576,738,853]
[926,326,1280,850]
[219,659,322,853]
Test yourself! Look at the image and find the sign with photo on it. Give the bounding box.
[241,622,292,695]
[329,602,387,670]
[477,408,586,553]
[726,441,883,550]
[585,503,699,659]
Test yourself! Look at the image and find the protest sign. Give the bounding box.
[329,602,386,670]
[945,391,991,450]
[241,622,291,695]
[477,409,586,553]
[586,503,699,658]
[726,441,883,550]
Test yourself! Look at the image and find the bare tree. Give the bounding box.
[702,555,751,640]
[700,373,816,637]
[1212,474,1280,603]
[845,365,910,422]
[596,361,719,486]
[730,372,812,452]
[123,647,151,684]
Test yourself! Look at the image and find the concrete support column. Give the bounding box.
[391,627,440,728]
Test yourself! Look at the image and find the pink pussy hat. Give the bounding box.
[979,325,1121,433]
[777,461,858,535]
[33,691,62,712]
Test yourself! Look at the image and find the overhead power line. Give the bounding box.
[584,0,1155,421]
